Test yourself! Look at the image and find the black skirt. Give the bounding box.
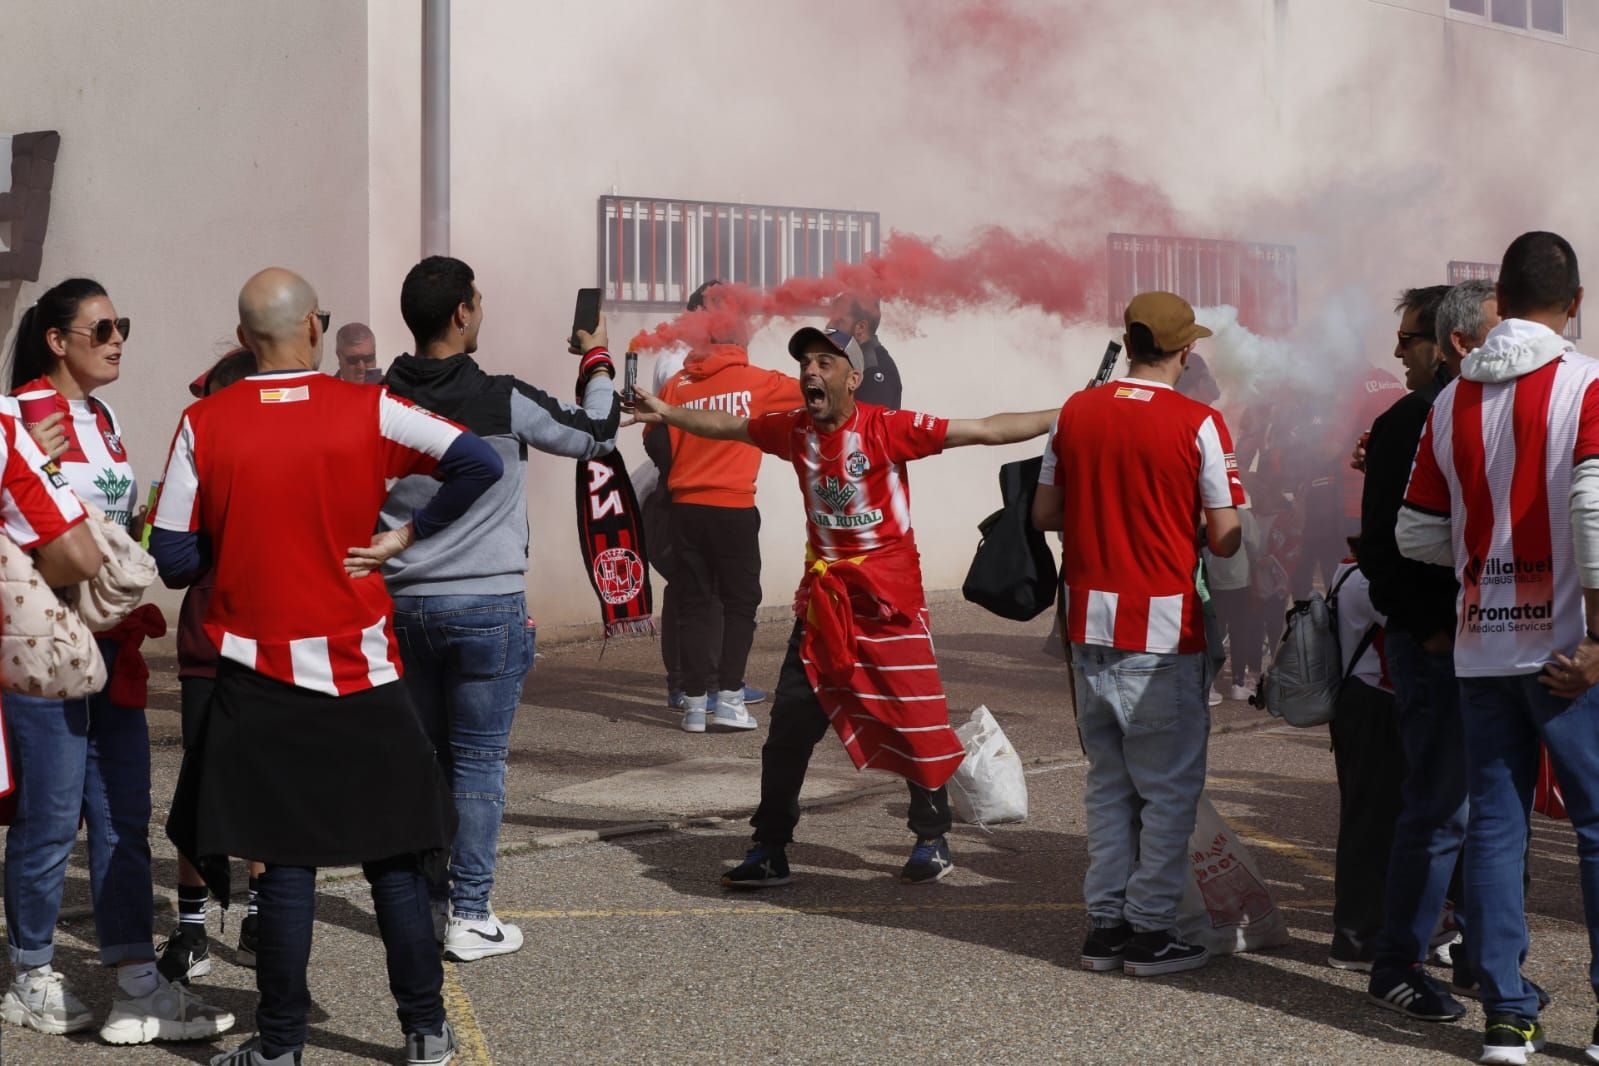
[167,660,456,901]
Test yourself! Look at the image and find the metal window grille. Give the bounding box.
[1106,233,1298,336]
[1447,0,1565,37]
[1447,259,1580,340]
[597,195,881,312]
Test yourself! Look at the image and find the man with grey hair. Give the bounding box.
[1353,281,1503,1018]
[334,321,379,383]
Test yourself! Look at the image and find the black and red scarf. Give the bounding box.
[574,354,653,636]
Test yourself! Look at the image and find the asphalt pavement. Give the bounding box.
[2,599,1591,1065]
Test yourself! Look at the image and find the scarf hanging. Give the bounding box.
[574,356,653,637]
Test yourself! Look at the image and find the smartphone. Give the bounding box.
[571,288,603,349]
[623,351,638,408]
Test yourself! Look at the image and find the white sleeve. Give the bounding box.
[378,389,462,461]
[1572,458,1599,588]
[152,416,201,532]
[1396,505,1454,566]
[1038,423,1060,486]
[1195,415,1239,509]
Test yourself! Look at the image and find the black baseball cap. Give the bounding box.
[787,326,865,371]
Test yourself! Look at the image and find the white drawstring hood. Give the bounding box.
[1461,317,1572,383]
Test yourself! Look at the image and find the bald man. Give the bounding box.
[334,321,379,383]
[152,267,503,1066]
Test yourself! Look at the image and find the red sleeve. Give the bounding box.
[0,414,86,549]
[1576,378,1599,467]
[881,409,949,464]
[1404,408,1450,515]
[746,409,801,460]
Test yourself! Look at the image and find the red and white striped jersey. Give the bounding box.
[0,412,84,548]
[746,402,947,563]
[1041,379,1245,654]
[1405,350,1599,676]
[152,371,463,695]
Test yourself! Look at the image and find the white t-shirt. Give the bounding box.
[1332,561,1391,693]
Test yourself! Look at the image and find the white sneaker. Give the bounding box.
[1208,689,1223,707]
[442,912,524,963]
[680,694,708,733]
[711,689,759,731]
[100,974,235,1044]
[431,899,450,945]
[1230,684,1251,701]
[0,966,93,1035]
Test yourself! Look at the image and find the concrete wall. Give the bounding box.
[365,0,1599,630]
[0,0,370,614]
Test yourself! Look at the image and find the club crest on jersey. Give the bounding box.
[102,429,124,455]
[814,476,856,513]
[40,461,66,490]
[259,385,310,404]
[844,451,870,479]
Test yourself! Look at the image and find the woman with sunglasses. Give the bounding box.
[0,278,233,1047]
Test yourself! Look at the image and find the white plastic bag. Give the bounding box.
[948,705,1028,824]
[1176,794,1290,954]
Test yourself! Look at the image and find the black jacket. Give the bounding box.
[854,339,902,409]
[1358,364,1457,641]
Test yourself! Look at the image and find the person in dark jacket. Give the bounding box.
[1357,281,1496,1018]
[828,293,901,408]
[380,256,620,964]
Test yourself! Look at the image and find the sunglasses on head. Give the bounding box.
[64,318,130,345]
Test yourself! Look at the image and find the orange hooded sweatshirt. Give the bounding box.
[660,344,802,508]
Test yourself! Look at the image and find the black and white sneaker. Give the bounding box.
[1481,1014,1544,1065]
[156,924,213,985]
[1328,929,1376,973]
[1368,967,1467,1022]
[900,837,955,884]
[722,843,791,889]
[1122,930,1209,977]
[1080,923,1134,972]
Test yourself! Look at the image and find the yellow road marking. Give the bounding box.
[1228,819,1337,880]
[441,960,494,1065]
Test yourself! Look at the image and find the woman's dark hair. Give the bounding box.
[7,277,108,391]
[203,347,258,395]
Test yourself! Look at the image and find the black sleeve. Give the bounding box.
[643,423,672,480]
[1358,401,1457,641]
[881,350,903,409]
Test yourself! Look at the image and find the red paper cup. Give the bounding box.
[16,390,55,428]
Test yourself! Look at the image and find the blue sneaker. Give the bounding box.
[900,836,955,884]
[667,689,685,710]
[742,685,767,704]
[722,843,791,889]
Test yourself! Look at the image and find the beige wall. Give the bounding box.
[365,0,1599,630]
[0,0,370,615]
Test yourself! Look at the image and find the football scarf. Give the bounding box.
[575,359,653,637]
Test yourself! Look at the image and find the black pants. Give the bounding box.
[1212,587,1265,681]
[256,856,444,1057]
[751,621,950,845]
[661,582,725,692]
[1329,677,1406,942]
[674,503,762,696]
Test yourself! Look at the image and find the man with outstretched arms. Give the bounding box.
[632,326,1055,886]
[1398,231,1599,1066]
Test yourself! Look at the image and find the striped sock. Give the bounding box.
[247,876,260,919]
[178,884,208,930]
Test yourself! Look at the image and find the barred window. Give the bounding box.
[597,195,880,312]
[1446,259,1580,340]
[1107,233,1298,336]
[1447,0,1565,38]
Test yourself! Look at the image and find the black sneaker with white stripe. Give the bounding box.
[1367,967,1467,1022]
[722,843,791,889]
[1122,930,1209,977]
[1080,923,1134,972]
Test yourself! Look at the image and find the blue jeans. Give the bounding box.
[255,857,444,1057]
[392,593,534,920]
[1373,631,1469,978]
[3,656,154,968]
[1072,644,1209,932]
[1459,674,1599,1018]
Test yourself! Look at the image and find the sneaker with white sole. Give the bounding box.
[210,1035,303,1064]
[1123,929,1209,976]
[443,912,524,963]
[900,836,955,884]
[722,843,791,889]
[407,1020,458,1065]
[1208,689,1223,707]
[680,694,708,733]
[157,924,213,985]
[1230,684,1251,701]
[100,975,235,1044]
[1481,1014,1545,1065]
[712,689,759,731]
[0,966,93,1035]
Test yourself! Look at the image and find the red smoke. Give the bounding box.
[628,228,1104,354]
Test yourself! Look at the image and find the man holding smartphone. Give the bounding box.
[380,257,620,963]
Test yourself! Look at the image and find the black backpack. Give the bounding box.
[962,456,1059,621]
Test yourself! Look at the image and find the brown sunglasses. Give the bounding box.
[64,318,131,345]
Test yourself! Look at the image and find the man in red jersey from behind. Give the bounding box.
[631,326,1055,886]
